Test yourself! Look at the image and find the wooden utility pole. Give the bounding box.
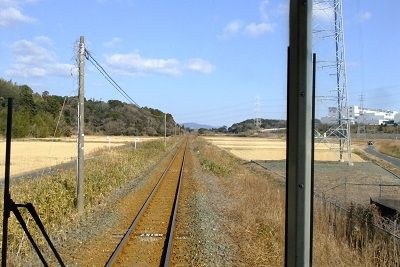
[164,114,167,148]
[77,36,85,214]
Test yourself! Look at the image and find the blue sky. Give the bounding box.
[0,0,399,127]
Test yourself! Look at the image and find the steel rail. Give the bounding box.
[162,141,187,266]
[105,139,187,266]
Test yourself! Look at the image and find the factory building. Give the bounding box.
[321,105,398,125]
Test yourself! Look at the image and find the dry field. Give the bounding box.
[204,136,364,162]
[204,137,400,206]
[0,136,160,177]
[375,139,400,158]
[192,137,399,266]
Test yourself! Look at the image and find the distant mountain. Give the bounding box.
[182,122,216,130]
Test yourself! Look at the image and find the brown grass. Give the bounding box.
[376,140,400,159]
[0,136,161,176]
[204,136,364,162]
[195,137,400,265]
[194,138,285,265]
[0,139,175,265]
[314,200,400,266]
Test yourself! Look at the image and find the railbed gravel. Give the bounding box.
[171,138,240,266]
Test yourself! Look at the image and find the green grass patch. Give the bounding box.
[200,158,232,177]
[196,138,237,178]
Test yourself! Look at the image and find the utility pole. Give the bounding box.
[254,96,262,130]
[164,114,167,148]
[357,93,366,139]
[286,0,313,266]
[77,36,85,214]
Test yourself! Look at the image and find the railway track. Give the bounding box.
[105,139,188,266]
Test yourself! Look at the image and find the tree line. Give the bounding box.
[0,79,177,138]
[189,119,287,135]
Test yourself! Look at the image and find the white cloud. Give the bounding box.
[187,58,215,74]
[34,35,53,46]
[218,0,279,40]
[6,37,76,78]
[259,0,270,21]
[0,7,35,26]
[357,11,372,23]
[0,0,38,5]
[103,37,122,48]
[0,0,37,26]
[313,1,334,22]
[105,53,215,76]
[106,52,182,76]
[244,22,274,37]
[217,20,243,39]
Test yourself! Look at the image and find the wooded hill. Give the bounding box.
[0,79,177,138]
[228,118,286,133]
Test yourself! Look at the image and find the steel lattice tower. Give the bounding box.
[313,0,352,165]
[254,96,262,129]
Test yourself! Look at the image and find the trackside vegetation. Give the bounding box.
[0,78,177,138]
[195,137,400,265]
[0,139,176,265]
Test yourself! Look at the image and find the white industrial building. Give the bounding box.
[321,105,399,125]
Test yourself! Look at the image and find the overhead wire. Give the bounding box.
[85,50,139,107]
[84,49,167,120]
[84,48,288,126]
[173,98,286,117]
[176,104,285,120]
[175,107,286,124]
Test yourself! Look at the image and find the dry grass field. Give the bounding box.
[204,136,364,162]
[0,136,160,177]
[375,139,400,158]
[194,137,399,266]
[204,136,400,207]
[0,139,174,265]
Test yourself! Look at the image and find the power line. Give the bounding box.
[84,49,168,120]
[85,50,139,107]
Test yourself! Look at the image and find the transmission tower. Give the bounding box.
[313,0,352,165]
[254,96,262,129]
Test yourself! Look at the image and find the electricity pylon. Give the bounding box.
[313,0,352,165]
